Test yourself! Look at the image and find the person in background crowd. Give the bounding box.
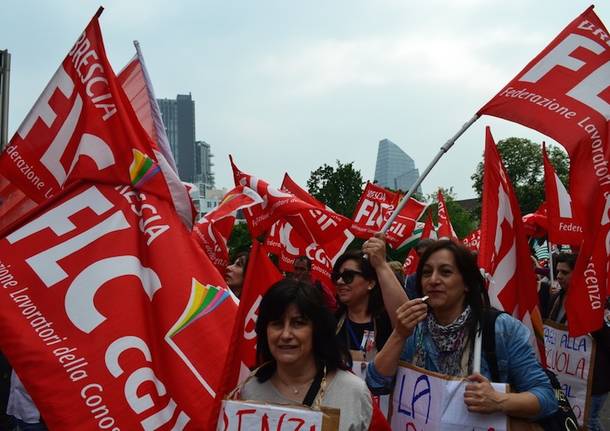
[544,253,610,431]
[7,371,47,431]
[368,240,557,423]
[240,279,372,431]
[545,252,576,324]
[225,251,249,298]
[292,256,312,282]
[333,235,407,370]
[404,238,436,299]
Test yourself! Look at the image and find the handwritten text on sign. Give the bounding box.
[218,400,339,431]
[544,321,595,425]
[392,362,508,431]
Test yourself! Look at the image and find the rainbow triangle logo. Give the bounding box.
[168,279,230,337]
[129,149,160,188]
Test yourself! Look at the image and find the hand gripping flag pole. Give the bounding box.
[380,114,479,234]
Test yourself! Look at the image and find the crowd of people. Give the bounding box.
[226,235,609,431]
[3,234,609,430]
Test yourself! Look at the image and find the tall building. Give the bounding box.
[157,94,196,182]
[195,140,215,188]
[374,138,422,194]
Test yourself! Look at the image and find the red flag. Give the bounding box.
[542,144,583,245]
[0,177,36,232]
[192,186,264,273]
[351,182,427,248]
[421,212,437,240]
[477,6,610,334]
[0,11,173,229]
[117,48,195,228]
[462,228,481,252]
[280,173,353,246]
[230,158,349,240]
[0,182,237,429]
[209,241,282,429]
[566,193,609,335]
[402,214,437,276]
[478,6,610,224]
[351,182,398,239]
[479,127,546,362]
[522,203,549,238]
[436,189,458,241]
[384,201,428,250]
[403,248,419,275]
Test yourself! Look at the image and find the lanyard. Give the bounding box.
[345,318,363,351]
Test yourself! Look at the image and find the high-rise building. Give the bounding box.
[195,140,215,188]
[374,138,422,194]
[157,94,196,182]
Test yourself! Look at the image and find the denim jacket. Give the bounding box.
[366,313,557,420]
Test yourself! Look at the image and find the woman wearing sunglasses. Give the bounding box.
[333,234,408,371]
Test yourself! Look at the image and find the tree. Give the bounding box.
[307,160,364,218]
[227,222,251,263]
[471,138,570,215]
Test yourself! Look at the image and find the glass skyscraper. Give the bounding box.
[374,138,422,194]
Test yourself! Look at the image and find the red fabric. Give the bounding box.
[478,6,610,334]
[522,203,549,238]
[479,127,546,363]
[421,212,436,240]
[0,182,237,429]
[350,182,427,249]
[272,175,354,302]
[403,248,419,275]
[368,395,391,431]
[117,52,194,228]
[567,193,609,335]
[542,144,584,245]
[0,15,173,222]
[436,190,457,241]
[478,6,609,230]
[462,228,481,252]
[351,182,398,239]
[280,173,353,248]
[0,176,36,233]
[230,158,350,241]
[209,241,283,429]
[385,197,428,250]
[192,186,263,273]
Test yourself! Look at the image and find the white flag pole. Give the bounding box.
[381,114,480,233]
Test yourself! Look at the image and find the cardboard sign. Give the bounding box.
[391,362,509,430]
[543,321,596,425]
[217,400,339,431]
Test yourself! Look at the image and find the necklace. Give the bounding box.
[275,374,315,395]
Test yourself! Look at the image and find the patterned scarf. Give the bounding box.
[413,306,473,376]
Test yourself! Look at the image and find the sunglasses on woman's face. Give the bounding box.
[332,269,363,285]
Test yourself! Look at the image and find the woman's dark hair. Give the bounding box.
[415,240,490,345]
[255,279,348,382]
[232,251,250,272]
[332,250,384,317]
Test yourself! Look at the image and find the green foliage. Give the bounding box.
[227,222,252,262]
[307,160,364,217]
[471,138,569,215]
[426,187,478,239]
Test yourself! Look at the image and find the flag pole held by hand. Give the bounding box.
[380,114,480,234]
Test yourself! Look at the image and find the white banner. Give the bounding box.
[543,321,595,425]
[217,400,339,431]
[391,362,509,430]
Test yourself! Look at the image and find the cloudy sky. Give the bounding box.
[2,1,606,199]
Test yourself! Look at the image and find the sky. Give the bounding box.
[1,1,607,200]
